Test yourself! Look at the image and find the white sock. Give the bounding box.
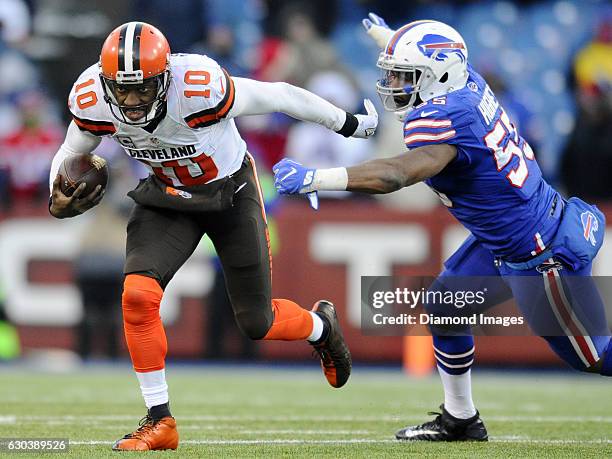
[307,311,324,342]
[438,368,477,419]
[136,369,169,409]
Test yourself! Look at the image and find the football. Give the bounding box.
[58,154,109,197]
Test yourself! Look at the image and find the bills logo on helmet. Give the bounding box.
[417,34,466,63]
[581,211,599,246]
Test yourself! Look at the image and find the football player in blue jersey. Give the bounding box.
[273,16,612,441]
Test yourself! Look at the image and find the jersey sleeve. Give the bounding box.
[228,78,346,131]
[177,56,236,129]
[67,64,117,137]
[403,97,471,150]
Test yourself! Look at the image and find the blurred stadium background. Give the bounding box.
[0,0,611,454]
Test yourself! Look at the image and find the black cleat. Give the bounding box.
[310,300,352,388]
[395,405,488,441]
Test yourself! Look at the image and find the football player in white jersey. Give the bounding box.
[48,21,378,451]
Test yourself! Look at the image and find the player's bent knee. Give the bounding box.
[122,274,164,326]
[234,309,273,340]
[556,353,599,374]
[565,342,612,376]
[580,340,612,376]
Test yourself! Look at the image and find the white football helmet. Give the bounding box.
[376,20,469,115]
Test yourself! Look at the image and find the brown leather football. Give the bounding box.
[58,155,109,197]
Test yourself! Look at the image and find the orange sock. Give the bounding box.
[122,274,167,372]
[263,299,314,341]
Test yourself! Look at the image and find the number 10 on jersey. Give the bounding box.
[184,70,211,98]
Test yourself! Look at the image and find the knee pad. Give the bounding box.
[122,274,163,326]
[234,308,273,340]
[122,274,166,372]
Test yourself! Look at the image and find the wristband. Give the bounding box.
[336,112,359,137]
[313,168,348,191]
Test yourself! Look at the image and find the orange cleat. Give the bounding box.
[112,414,178,451]
[310,300,352,388]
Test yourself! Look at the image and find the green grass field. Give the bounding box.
[0,365,610,458]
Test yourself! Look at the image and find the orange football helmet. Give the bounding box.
[99,22,171,125]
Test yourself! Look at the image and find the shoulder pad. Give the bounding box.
[68,63,116,136]
[170,54,236,129]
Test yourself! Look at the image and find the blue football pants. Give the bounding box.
[431,235,612,375]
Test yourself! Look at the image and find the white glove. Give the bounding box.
[362,12,395,49]
[352,99,378,138]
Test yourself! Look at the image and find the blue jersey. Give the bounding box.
[403,65,561,260]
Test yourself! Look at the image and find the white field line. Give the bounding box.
[19,424,377,435]
[4,414,612,423]
[71,440,395,445]
[68,437,612,446]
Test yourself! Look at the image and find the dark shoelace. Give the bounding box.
[123,415,156,439]
[413,411,443,431]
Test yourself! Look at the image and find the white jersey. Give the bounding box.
[51,53,354,192]
[69,54,244,186]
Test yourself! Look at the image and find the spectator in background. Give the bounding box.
[259,4,344,87]
[197,0,262,77]
[242,3,351,168]
[0,0,36,138]
[560,18,612,201]
[262,0,338,38]
[131,0,206,53]
[285,71,371,200]
[0,0,30,45]
[0,1,43,210]
[0,90,62,208]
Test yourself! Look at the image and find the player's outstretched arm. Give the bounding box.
[230,77,378,138]
[274,143,456,196]
[362,12,395,49]
[49,121,104,219]
[346,144,457,192]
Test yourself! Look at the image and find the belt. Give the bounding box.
[499,250,554,271]
[498,195,561,271]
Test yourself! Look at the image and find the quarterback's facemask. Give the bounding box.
[101,73,170,125]
[99,21,172,126]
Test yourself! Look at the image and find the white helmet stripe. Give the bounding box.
[124,22,137,73]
